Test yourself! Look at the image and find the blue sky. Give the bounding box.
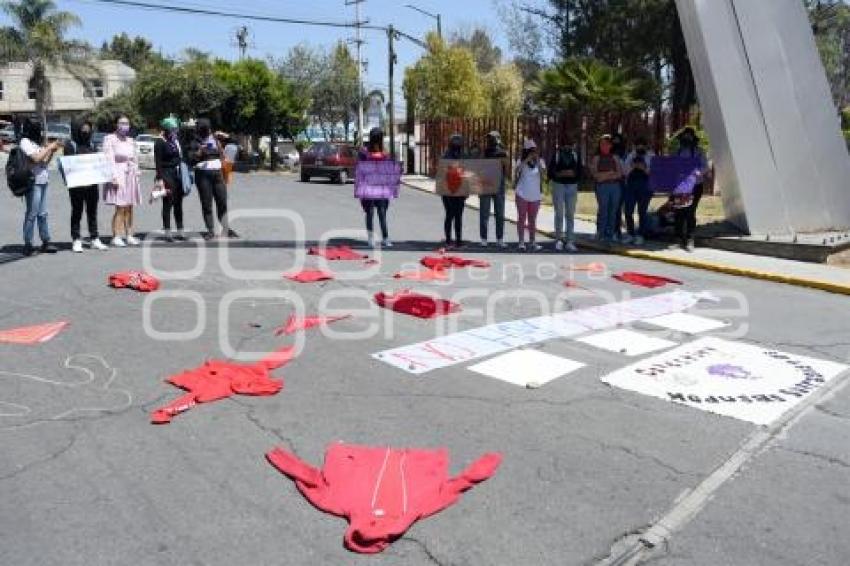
[41,0,512,113]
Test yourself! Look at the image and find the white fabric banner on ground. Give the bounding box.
[373,291,716,375]
[641,312,729,334]
[468,349,585,388]
[577,329,677,357]
[601,337,848,425]
[59,153,113,188]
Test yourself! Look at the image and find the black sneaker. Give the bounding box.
[40,242,58,254]
[202,232,214,241]
[23,243,35,257]
[227,229,240,239]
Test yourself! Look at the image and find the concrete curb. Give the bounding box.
[401,179,850,297]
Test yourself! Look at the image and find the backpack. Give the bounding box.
[5,146,34,197]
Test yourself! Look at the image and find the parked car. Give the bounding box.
[0,125,16,143]
[135,133,157,169]
[46,122,71,143]
[300,142,358,184]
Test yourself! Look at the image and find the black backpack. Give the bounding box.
[5,146,34,197]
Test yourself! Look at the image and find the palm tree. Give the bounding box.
[0,0,98,127]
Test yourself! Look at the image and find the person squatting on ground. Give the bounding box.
[19,118,60,256]
[190,118,238,241]
[103,115,142,247]
[674,127,709,251]
[622,137,655,246]
[63,120,107,253]
[358,127,392,249]
[514,139,545,252]
[479,131,508,248]
[442,134,468,247]
[590,134,625,243]
[547,137,582,253]
[154,116,188,242]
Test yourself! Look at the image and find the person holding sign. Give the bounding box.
[589,135,626,243]
[63,120,107,253]
[103,115,142,247]
[154,116,188,242]
[547,138,582,252]
[357,128,394,248]
[442,134,468,248]
[674,127,709,251]
[19,118,61,256]
[514,139,546,252]
[623,137,654,246]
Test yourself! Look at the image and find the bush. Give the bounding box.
[666,124,710,157]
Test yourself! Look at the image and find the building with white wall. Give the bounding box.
[0,60,135,122]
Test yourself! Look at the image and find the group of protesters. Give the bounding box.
[356,126,708,253]
[12,114,237,257]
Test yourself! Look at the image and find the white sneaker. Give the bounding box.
[480,240,489,247]
[72,240,83,253]
[381,239,393,248]
[530,243,543,252]
[92,238,108,251]
[498,239,507,248]
[621,234,634,244]
[367,235,375,249]
[566,242,579,253]
[517,242,527,252]
[126,235,141,246]
[634,235,645,246]
[112,237,126,248]
[555,240,564,252]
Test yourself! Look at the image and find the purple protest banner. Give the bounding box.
[650,156,703,193]
[355,160,403,200]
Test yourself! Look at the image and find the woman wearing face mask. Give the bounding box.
[103,115,142,247]
[674,127,709,251]
[190,118,237,241]
[441,133,468,248]
[547,138,582,253]
[63,120,107,253]
[514,139,546,252]
[623,137,654,246]
[590,134,625,243]
[19,118,61,256]
[154,116,187,242]
[357,128,393,248]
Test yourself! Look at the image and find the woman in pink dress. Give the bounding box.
[103,115,142,246]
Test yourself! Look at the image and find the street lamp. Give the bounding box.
[404,4,441,39]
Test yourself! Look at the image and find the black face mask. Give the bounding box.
[79,130,92,143]
[198,128,211,139]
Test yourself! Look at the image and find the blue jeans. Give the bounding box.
[23,183,50,245]
[624,176,652,237]
[551,182,578,242]
[595,182,621,241]
[479,192,505,241]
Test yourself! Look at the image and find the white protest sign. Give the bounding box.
[601,337,848,425]
[373,291,716,375]
[59,153,113,188]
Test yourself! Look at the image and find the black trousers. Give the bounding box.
[162,173,185,231]
[195,169,228,234]
[69,185,99,240]
[442,196,466,243]
[675,184,704,243]
[361,199,389,240]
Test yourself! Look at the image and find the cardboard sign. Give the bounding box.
[373,291,716,375]
[650,156,703,193]
[355,160,403,200]
[59,153,113,188]
[601,337,848,425]
[436,159,503,196]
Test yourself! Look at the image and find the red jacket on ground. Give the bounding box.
[613,272,683,288]
[266,443,502,554]
[420,255,490,270]
[284,270,335,283]
[374,290,461,319]
[308,245,368,261]
[108,271,161,292]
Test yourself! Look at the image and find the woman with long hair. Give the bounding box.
[442,133,468,247]
[357,127,393,248]
[514,139,546,251]
[589,134,625,243]
[103,115,142,247]
[190,118,237,240]
[153,116,187,242]
[19,118,61,256]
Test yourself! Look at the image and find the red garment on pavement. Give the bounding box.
[374,290,461,319]
[309,246,368,261]
[274,314,351,336]
[266,443,502,554]
[284,270,335,283]
[613,272,683,289]
[393,269,448,282]
[151,347,295,424]
[420,255,490,270]
[0,321,69,345]
[567,262,607,273]
[108,271,161,292]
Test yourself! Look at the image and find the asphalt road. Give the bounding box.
[1,171,849,566]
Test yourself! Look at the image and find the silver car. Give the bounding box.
[135,134,157,169]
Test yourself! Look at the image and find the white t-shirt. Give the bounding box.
[223,143,239,163]
[514,159,545,202]
[20,138,49,185]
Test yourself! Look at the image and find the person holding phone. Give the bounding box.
[514,139,546,252]
[623,137,654,245]
[547,138,582,252]
[19,118,60,256]
[103,115,142,247]
[190,118,237,241]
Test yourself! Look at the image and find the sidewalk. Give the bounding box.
[401,175,850,296]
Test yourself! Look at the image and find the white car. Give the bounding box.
[281,148,300,169]
[135,134,157,169]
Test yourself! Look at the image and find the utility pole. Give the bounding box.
[346,0,366,145]
[387,24,397,161]
[235,25,249,60]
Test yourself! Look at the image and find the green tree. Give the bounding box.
[83,87,144,132]
[404,33,488,119]
[451,27,503,73]
[100,33,167,70]
[483,63,524,116]
[807,0,850,108]
[133,59,229,126]
[312,43,360,140]
[0,0,98,126]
